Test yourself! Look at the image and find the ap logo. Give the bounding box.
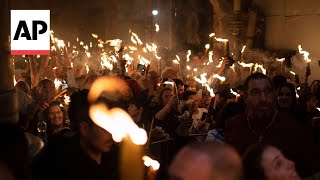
[11,10,50,55]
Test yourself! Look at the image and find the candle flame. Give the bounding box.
[142,156,160,171]
[238,62,254,68]
[155,23,160,32]
[317,107,320,112]
[230,64,235,73]
[216,60,223,68]
[89,103,147,145]
[209,33,215,38]
[186,50,191,62]
[276,58,285,62]
[187,65,191,70]
[128,46,137,51]
[208,51,213,63]
[290,71,296,75]
[241,45,246,53]
[13,75,17,86]
[53,67,58,70]
[205,44,210,49]
[130,30,143,45]
[298,45,311,63]
[254,63,266,75]
[54,78,62,88]
[172,60,179,64]
[80,41,84,46]
[85,63,89,74]
[123,54,134,61]
[212,74,226,82]
[194,73,215,97]
[230,88,240,97]
[71,62,73,68]
[193,68,198,72]
[86,52,91,58]
[64,94,70,105]
[92,33,98,38]
[106,39,122,51]
[138,55,150,65]
[214,37,228,42]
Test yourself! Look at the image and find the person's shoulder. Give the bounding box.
[226,113,246,125]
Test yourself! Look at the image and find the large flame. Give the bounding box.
[194,73,215,97]
[298,45,311,63]
[54,78,62,89]
[89,103,147,145]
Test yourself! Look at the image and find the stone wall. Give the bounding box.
[254,0,320,82]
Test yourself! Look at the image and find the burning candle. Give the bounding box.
[88,77,149,180]
[276,58,285,75]
[142,156,160,180]
[215,37,229,57]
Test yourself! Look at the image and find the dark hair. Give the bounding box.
[181,91,197,101]
[157,88,173,106]
[173,79,184,87]
[272,75,287,91]
[276,83,297,111]
[68,90,93,130]
[243,143,269,180]
[15,81,30,94]
[129,96,147,109]
[0,123,31,180]
[244,73,273,92]
[310,80,320,89]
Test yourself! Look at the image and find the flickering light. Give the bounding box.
[152,10,159,16]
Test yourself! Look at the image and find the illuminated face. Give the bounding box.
[261,146,301,180]
[188,94,200,111]
[48,105,64,128]
[162,90,173,106]
[177,85,185,96]
[307,96,319,110]
[277,87,293,109]
[38,81,56,101]
[311,81,320,94]
[86,124,113,153]
[246,78,274,118]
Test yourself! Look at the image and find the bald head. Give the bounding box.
[169,143,242,180]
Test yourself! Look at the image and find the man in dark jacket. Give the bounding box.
[225,73,320,178]
[33,90,119,180]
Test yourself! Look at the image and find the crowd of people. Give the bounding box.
[1,49,320,180]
